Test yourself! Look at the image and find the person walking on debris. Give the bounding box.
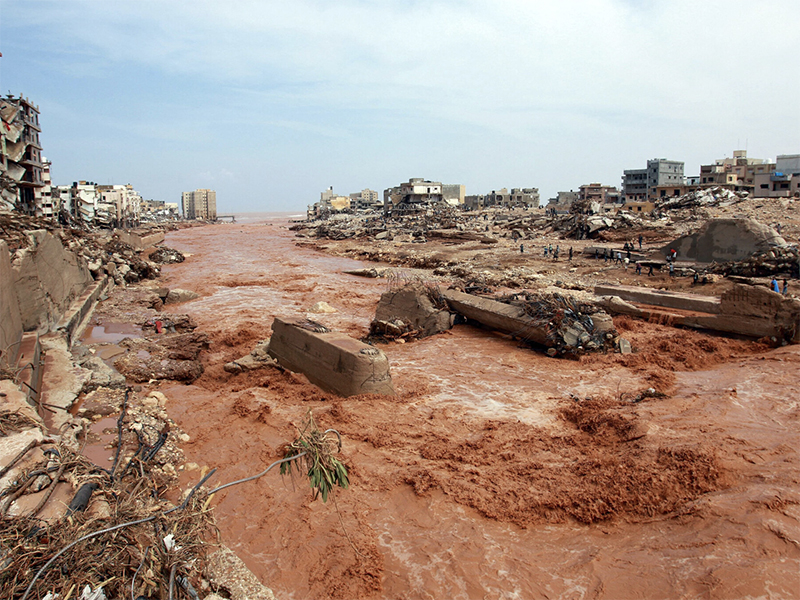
[638,234,643,250]
[603,249,608,262]
[569,247,573,261]
[772,277,780,293]
[520,243,524,253]
[544,246,548,257]
[553,247,560,260]
[783,279,789,295]
[636,262,642,275]
[669,262,675,277]
[648,264,654,276]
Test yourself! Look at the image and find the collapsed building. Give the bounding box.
[0,95,45,214]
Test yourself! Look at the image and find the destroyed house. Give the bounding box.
[384,178,443,214]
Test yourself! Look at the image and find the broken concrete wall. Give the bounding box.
[442,290,550,346]
[268,317,395,397]
[114,228,165,251]
[12,230,93,333]
[595,284,721,314]
[664,218,785,263]
[719,283,799,319]
[374,283,454,338]
[0,240,24,364]
[599,283,800,342]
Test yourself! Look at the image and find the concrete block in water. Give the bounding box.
[267,317,395,397]
[374,283,453,338]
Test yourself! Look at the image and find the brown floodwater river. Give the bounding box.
[156,215,799,599]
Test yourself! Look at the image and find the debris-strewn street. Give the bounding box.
[2,193,800,599]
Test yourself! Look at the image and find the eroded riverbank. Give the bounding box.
[154,217,799,599]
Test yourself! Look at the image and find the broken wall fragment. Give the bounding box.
[267,317,395,397]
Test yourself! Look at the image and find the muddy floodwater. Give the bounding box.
[156,214,800,600]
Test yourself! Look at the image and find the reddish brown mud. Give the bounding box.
[156,215,799,600]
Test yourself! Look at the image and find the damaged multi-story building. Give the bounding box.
[464,187,538,211]
[349,188,381,211]
[384,178,444,215]
[622,158,684,202]
[383,178,469,215]
[0,95,45,214]
[181,188,217,220]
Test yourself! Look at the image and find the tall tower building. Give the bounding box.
[181,189,217,219]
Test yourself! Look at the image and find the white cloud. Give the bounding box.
[3,0,799,206]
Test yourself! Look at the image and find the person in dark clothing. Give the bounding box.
[638,234,643,250]
[648,264,654,276]
[783,279,789,295]
[568,247,573,261]
[520,244,524,253]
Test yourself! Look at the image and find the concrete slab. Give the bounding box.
[0,240,23,364]
[442,289,549,346]
[267,317,395,397]
[114,228,165,251]
[594,284,721,314]
[374,283,454,338]
[55,276,111,346]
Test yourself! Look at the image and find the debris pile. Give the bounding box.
[113,315,209,383]
[0,386,221,600]
[655,186,748,211]
[0,213,165,287]
[149,246,186,264]
[496,291,620,356]
[707,245,800,278]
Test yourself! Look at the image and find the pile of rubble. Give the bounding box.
[149,246,185,264]
[707,245,800,278]
[495,291,620,356]
[655,187,748,211]
[91,237,160,284]
[0,213,179,287]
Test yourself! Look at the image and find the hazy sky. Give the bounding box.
[1,0,798,211]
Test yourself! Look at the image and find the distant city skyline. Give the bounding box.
[1,0,798,211]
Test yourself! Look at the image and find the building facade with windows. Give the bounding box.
[622,159,684,201]
[182,189,217,220]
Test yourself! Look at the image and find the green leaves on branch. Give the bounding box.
[280,412,349,503]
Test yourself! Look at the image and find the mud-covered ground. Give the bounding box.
[96,215,800,599]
